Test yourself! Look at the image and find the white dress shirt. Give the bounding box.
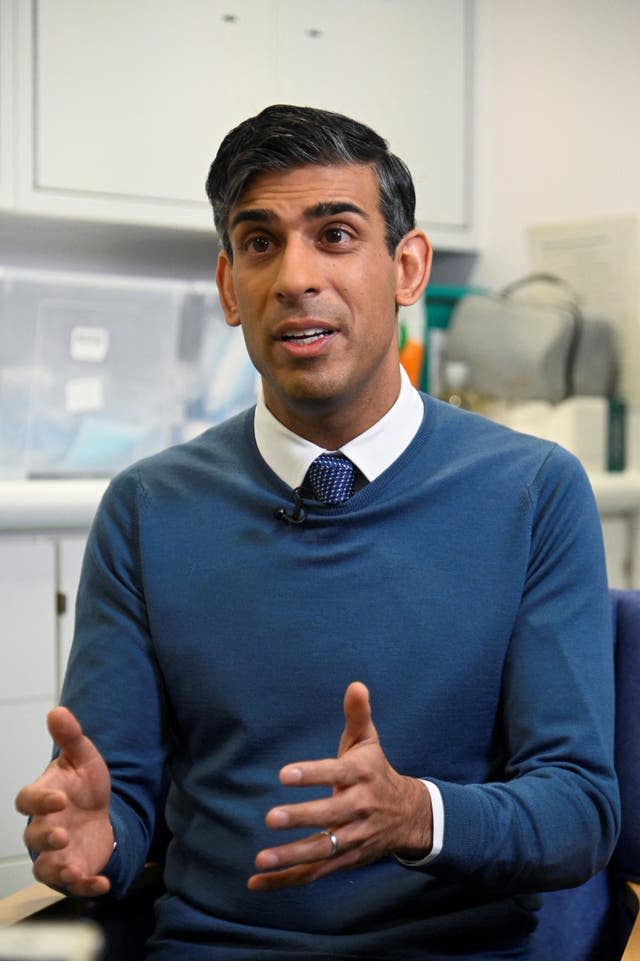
[253,365,443,866]
[254,364,424,490]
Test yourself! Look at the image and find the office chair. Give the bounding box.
[533,588,640,960]
[1,590,639,960]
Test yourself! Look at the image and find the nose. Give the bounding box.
[272,236,322,304]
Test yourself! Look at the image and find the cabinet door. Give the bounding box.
[0,0,14,209]
[0,537,56,885]
[277,0,471,234]
[0,537,56,702]
[58,534,88,690]
[17,0,279,226]
[0,701,53,894]
[16,0,475,247]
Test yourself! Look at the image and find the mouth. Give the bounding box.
[279,327,334,346]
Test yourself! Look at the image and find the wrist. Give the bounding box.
[391,776,433,861]
[95,817,118,876]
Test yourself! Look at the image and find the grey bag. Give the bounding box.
[445,274,581,403]
[572,315,617,397]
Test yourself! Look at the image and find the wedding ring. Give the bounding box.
[321,828,339,858]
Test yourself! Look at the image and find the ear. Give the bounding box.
[215,251,242,328]
[394,230,432,307]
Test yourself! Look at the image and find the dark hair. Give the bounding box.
[205,104,416,259]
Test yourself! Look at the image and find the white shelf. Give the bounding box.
[0,479,108,531]
[1,470,640,532]
[589,471,640,514]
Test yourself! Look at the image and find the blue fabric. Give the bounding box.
[532,872,633,961]
[610,589,640,882]
[60,395,619,960]
[533,590,640,961]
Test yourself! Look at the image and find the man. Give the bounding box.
[16,105,619,960]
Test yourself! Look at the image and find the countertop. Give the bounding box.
[1,471,640,531]
[0,479,109,531]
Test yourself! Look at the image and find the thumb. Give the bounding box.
[47,706,99,770]
[338,681,378,755]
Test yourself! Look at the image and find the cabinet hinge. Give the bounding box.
[56,591,67,615]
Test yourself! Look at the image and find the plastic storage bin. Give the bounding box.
[0,268,257,478]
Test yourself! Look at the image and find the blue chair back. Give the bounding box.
[533,589,640,960]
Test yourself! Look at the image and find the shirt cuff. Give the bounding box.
[394,779,444,868]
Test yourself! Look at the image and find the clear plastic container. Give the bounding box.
[0,268,257,478]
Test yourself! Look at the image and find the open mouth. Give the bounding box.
[280,328,333,345]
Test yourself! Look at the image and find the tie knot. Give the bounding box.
[306,454,355,505]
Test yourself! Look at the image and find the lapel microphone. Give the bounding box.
[274,487,307,524]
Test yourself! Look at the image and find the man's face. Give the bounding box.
[216,163,427,445]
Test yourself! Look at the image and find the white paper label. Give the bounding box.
[65,377,105,413]
[69,325,110,363]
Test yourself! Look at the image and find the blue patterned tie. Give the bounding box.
[306,454,355,505]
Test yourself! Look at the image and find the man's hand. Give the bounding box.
[15,707,114,897]
[248,681,433,891]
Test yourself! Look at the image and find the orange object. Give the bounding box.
[400,339,424,388]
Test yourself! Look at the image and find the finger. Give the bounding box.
[64,876,111,898]
[278,757,356,789]
[257,815,373,874]
[24,823,69,856]
[254,830,336,872]
[33,857,111,898]
[47,707,97,769]
[57,864,111,897]
[338,682,378,755]
[265,786,361,831]
[272,746,385,830]
[248,848,358,892]
[15,788,67,818]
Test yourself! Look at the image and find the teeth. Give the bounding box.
[282,328,331,343]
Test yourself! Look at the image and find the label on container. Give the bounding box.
[70,325,110,363]
[65,377,105,413]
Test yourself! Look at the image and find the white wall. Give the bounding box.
[466,0,640,565]
[467,0,640,423]
[471,0,640,287]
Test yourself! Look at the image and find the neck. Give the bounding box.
[263,376,402,449]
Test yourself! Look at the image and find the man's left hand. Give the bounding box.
[248,681,433,891]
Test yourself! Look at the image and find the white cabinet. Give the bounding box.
[58,534,87,684]
[17,0,279,220]
[0,701,55,897]
[276,0,470,233]
[0,536,56,711]
[0,531,87,897]
[0,0,14,209]
[13,0,475,247]
[0,537,57,897]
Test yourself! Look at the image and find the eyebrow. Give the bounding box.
[229,208,273,232]
[229,201,369,233]
[304,201,369,221]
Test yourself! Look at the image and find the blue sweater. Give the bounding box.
[62,395,619,960]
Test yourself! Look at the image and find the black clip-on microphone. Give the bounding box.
[274,487,307,525]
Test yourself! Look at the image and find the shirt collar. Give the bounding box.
[254,366,424,490]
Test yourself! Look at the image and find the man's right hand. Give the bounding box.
[15,706,114,897]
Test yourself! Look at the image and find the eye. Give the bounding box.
[322,226,353,246]
[247,235,271,253]
[324,227,345,244]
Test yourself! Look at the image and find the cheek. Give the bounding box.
[236,330,266,379]
[233,290,266,341]
[349,272,396,317]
